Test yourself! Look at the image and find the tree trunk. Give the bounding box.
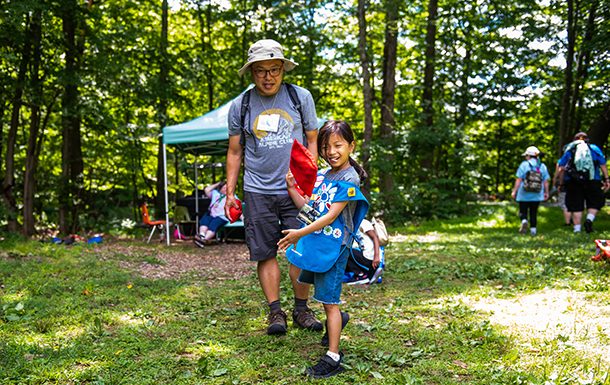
[568,1,597,140]
[557,0,575,156]
[196,1,214,112]
[379,0,398,195]
[420,0,438,172]
[23,8,43,237]
[2,14,31,233]
[60,0,84,235]
[155,0,169,215]
[358,0,374,199]
[586,100,610,149]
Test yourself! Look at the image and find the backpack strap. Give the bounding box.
[285,83,307,146]
[238,89,251,148]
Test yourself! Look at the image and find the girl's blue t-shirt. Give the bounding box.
[516,159,550,202]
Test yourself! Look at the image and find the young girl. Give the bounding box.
[278,120,368,379]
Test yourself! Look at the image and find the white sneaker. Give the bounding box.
[368,267,383,284]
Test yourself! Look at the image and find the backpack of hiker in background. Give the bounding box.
[564,146,592,182]
[371,217,389,247]
[523,162,543,193]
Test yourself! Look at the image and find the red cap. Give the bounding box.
[229,199,242,223]
[289,139,318,196]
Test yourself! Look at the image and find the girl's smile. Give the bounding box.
[324,133,355,172]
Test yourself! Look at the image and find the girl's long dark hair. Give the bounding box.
[317,120,368,183]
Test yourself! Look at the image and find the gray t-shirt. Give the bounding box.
[228,83,318,194]
[324,166,360,245]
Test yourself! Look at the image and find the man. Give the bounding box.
[224,39,321,335]
[557,132,610,233]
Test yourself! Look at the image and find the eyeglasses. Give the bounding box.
[252,67,282,78]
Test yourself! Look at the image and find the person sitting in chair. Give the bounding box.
[194,181,236,247]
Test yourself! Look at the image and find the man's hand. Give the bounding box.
[224,195,239,219]
[511,190,517,200]
[604,179,610,192]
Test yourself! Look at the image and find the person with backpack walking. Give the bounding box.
[557,132,610,233]
[224,39,322,335]
[511,146,550,235]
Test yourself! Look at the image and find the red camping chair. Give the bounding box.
[141,204,167,243]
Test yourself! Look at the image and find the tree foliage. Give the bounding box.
[0,0,609,234]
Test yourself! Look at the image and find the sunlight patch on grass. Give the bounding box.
[1,290,31,303]
[451,288,610,365]
[109,313,147,327]
[54,324,86,340]
[187,341,234,357]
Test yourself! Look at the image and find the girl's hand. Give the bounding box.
[511,190,517,199]
[278,229,302,251]
[286,170,295,189]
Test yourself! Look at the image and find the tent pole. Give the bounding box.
[163,142,170,246]
[195,157,199,230]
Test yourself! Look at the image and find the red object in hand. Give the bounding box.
[289,139,318,196]
[229,199,242,223]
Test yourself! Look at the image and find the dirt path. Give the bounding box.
[97,240,254,281]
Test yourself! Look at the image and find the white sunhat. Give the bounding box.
[522,146,541,156]
[238,39,298,77]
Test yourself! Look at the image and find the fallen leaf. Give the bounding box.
[495,285,503,289]
[82,289,91,296]
[115,350,123,355]
[453,360,469,369]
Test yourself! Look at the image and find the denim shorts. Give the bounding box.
[199,213,229,232]
[298,247,350,305]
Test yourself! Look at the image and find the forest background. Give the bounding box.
[0,0,609,237]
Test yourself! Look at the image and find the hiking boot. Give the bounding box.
[267,310,287,335]
[519,221,528,234]
[368,267,383,285]
[321,312,350,347]
[292,308,323,331]
[584,219,593,233]
[305,352,345,379]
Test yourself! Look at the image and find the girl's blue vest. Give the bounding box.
[286,169,369,273]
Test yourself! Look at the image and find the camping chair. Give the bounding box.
[174,205,196,239]
[141,204,167,243]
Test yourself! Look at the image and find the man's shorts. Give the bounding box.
[565,179,605,212]
[243,191,300,262]
[298,247,349,305]
[198,213,229,232]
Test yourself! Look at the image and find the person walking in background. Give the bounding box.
[224,39,322,335]
[557,132,610,233]
[552,158,573,227]
[511,146,550,235]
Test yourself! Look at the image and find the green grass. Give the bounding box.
[1,203,610,384]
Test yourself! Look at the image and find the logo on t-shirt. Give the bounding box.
[253,109,295,149]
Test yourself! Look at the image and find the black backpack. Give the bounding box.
[238,83,306,148]
[523,162,543,193]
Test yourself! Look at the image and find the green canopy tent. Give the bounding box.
[161,85,325,245]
